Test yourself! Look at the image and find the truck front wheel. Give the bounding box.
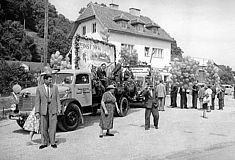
[118,97,129,117]
[60,103,83,131]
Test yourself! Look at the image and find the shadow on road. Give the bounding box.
[13,129,28,135]
[32,137,67,146]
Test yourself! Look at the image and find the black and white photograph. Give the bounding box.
[0,0,235,159]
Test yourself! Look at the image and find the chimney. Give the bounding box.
[129,8,141,16]
[109,3,119,10]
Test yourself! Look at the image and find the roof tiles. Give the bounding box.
[71,3,174,42]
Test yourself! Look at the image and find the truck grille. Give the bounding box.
[18,95,35,111]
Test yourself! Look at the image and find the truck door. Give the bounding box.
[75,73,92,106]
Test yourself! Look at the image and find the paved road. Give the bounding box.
[0,95,235,160]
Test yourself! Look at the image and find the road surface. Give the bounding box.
[0,95,235,160]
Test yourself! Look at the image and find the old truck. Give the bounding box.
[9,69,131,131]
[9,36,133,131]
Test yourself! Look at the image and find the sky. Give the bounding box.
[49,0,235,70]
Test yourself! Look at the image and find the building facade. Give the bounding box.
[69,2,174,80]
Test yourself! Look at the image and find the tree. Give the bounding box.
[171,41,183,61]
[204,61,220,85]
[48,29,72,59]
[119,47,138,66]
[0,59,37,96]
[218,65,235,85]
[170,56,200,87]
[0,20,37,61]
[79,7,86,14]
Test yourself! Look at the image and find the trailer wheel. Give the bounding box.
[118,97,129,117]
[61,103,83,131]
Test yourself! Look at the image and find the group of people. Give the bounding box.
[99,79,167,135]
[10,63,228,148]
[170,81,225,118]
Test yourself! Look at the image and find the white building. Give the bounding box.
[69,2,174,80]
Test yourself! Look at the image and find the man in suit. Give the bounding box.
[97,63,107,88]
[211,83,216,110]
[179,84,188,109]
[142,84,159,130]
[156,80,166,111]
[192,81,199,109]
[35,74,61,149]
[170,83,178,108]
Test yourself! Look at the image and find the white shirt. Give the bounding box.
[44,84,50,96]
[205,88,212,106]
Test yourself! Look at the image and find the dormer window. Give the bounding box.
[113,13,129,29]
[130,18,145,32]
[117,21,128,29]
[145,22,160,34]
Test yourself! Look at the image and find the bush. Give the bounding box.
[0,59,38,96]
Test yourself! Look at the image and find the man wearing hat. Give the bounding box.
[142,84,159,130]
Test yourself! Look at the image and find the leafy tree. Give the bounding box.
[0,59,37,96]
[204,61,220,85]
[170,56,200,87]
[119,47,138,66]
[218,65,235,85]
[48,29,72,59]
[171,41,183,61]
[0,0,72,63]
[79,7,86,14]
[0,20,37,61]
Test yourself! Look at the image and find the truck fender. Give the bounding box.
[60,98,82,114]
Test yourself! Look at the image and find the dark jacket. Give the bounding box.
[97,67,106,79]
[142,88,157,108]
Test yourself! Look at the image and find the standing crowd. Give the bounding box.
[170,81,225,118]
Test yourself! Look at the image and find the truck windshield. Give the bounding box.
[39,73,73,85]
[54,73,73,84]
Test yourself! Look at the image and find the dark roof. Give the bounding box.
[145,22,160,28]
[113,13,130,22]
[69,3,174,42]
[130,18,145,25]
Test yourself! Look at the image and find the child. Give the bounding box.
[202,93,210,118]
[23,107,40,145]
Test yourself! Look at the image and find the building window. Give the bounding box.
[145,47,150,57]
[121,43,134,53]
[152,48,163,58]
[121,21,127,28]
[134,24,143,31]
[152,28,157,34]
[82,26,86,35]
[117,21,127,29]
[92,23,96,33]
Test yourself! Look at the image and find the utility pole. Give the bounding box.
[43,0,48,66]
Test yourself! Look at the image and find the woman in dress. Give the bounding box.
[99,85,120,138]
[23,107,40,145]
